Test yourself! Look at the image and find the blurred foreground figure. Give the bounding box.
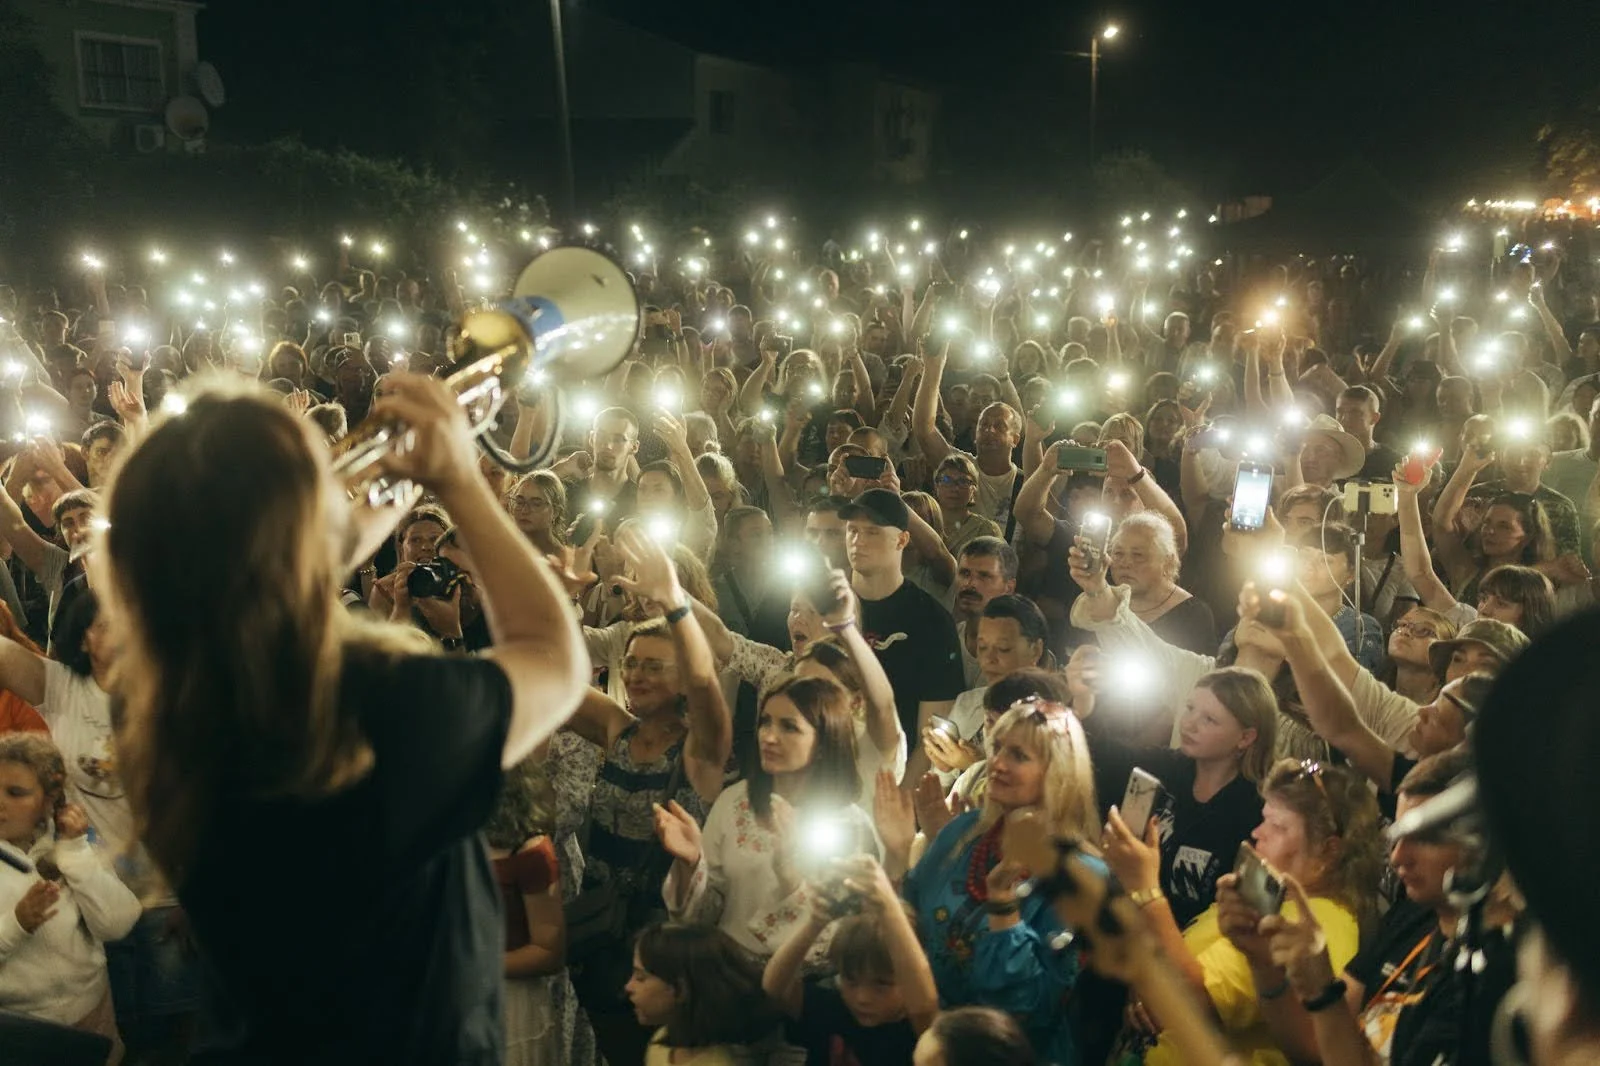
[97,375,588,1065]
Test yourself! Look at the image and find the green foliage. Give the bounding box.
[1539,90,1600,199]
[1091,150,1196,212]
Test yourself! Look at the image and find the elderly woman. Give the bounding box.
[1106,512,1215,655]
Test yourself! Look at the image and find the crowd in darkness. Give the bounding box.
[1,206,1599,1066]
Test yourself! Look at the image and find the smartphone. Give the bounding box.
[1120,768,1165,835]
[928,715,959,740]
[126,349,151,372]
[342,332,362,348]
[1234,843,1284,915]
[1229,461,1274,532]
[1075,511,1113,575]
[844,454,889,480]
[770,334,794,358]
[790,544,843,617]
[1056,446,1109,472]
[1472,435,1494,460]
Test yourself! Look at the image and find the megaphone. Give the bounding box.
[333,246,638,545]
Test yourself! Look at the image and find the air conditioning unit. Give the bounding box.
[134,124,166,153]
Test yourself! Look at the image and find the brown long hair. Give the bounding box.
[747,674,860,822]
[104,379,411,886]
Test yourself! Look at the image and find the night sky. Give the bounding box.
[201,0,1596,205]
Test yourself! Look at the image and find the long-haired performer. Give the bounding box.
[96,374,589,1065]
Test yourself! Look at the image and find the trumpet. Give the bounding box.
[334,246,639,553]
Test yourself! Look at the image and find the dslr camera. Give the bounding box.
[407,558,466,600]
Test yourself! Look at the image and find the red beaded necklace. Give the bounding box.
[965,821,1007,902]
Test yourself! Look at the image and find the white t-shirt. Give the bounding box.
[976,464,1020,531]
[40,661,133,863]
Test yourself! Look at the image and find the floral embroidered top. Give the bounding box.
[662,780,881,960]
[902,809,1099,1066]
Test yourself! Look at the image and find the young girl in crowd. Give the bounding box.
[1069,653,1278,930]
[626,922,778,1066]
[0,733,141,1058]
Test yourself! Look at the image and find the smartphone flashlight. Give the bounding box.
[645,515,679,545]
[1105,652,1156,699]
[587,498,611,516]
[1055,388,1080,411]
[807,382,825,399]
[654,387,681,411]
[1096,294,1115,315]
[1257,550,1294,584]
[572,392,600,419]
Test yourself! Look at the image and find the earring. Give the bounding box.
[1489,981,1534,1066]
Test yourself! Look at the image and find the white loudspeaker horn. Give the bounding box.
[332,246,638,544]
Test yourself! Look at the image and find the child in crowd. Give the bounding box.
[762,855,939,1066]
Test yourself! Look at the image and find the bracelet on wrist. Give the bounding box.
[664,602,691,625]
[822,616,857,632]
[1301,978,1348,1013]
[984,898,1021,916]
[1128,886,1165,908]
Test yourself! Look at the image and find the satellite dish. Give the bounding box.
[193,62,226,108]
[164,96,209,141]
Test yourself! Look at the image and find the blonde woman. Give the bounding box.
[878,702,1102,1066]
[505,470,567,556]
[1069,654,1279,930]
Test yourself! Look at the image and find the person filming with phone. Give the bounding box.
[95,374,591,1064]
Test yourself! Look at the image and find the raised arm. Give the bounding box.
[0,463,58,578]
[739,349,776,416]
[376,375,589,769]
[1430,445,1493,581]
[1106,441,1187,557]
[911,343,955,465]
[1014,441,1064,546]
[1395,469,1458,612]
[614,526,731,804]
[1263,589,1399,792]
[1530,284,1574,365]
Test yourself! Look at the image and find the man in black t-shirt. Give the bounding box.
[840,489,966,749]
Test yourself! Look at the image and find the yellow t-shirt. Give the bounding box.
[644,1030,744,1066]
[1145,897,1361,1066]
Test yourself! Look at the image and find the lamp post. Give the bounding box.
[1088,23,1119,165]
[549,0,576,220]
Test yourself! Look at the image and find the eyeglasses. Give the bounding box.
[622,657,671,676]
[936,475,975,489]
[1295,759,1341,836]
[1392,621,1440,639]
[509,496,551,512]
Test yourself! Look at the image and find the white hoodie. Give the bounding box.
[0,834,141,1025]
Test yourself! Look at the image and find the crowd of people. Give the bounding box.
[1,206,1599,1066]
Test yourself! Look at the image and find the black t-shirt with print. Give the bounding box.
[858,578,966,741]
[787,980,918,1066]
[180,651,512,1066]
[1348,897,1438,1007]
[1388,922,1516,1066]
[1081,741,1263,931]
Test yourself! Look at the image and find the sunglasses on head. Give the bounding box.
[1293,759,1342,837]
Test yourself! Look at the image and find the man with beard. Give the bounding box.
[949,537,1019,687]
[563,407,641,528]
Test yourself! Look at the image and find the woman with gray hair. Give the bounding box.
[1108,512,1216,655]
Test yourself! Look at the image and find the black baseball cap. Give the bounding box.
[839,488,909,530]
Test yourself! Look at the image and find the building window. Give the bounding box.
[78,34,165,111]
[709,90,735,135]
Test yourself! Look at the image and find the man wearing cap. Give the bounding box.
[1337,386,1403,482]
[839,489,966,753]
[1292,413,1366,489]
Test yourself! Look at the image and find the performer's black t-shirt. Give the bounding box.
[180,650,512,1065]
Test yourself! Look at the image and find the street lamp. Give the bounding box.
[1089,24,1120,164]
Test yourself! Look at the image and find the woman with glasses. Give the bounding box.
[1376,607,1458,703]
[1104,757,1383,1066]
[505,470,567,556]
[932,453,1002,557]
[562,527,733,1066]
[878,701,1103,1066]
